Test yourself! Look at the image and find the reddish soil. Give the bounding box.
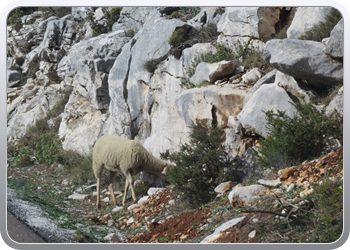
[129,209,211,243]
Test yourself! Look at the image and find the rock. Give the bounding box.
[126,217,136,225]
[286,183,295,192]
[258,179,281,187]
[72,7,95,20]
[7,70,22,88]
[324,18,344,59]
[147,188,165,196]
[275,71,319,103]
[214,181,234,194]
[263,39,343,89]
[112,206,124,213]
[102,197,109,202]
[7,84,71,141]
[243,69,277,105]
[241,68,261,84]
[237,83,296,138]
[58,30,130,110]
[182,43,217,71]
[140,172,168,187]
[58,92,106,156]
[280,167,297,181]
[68,193,88,200]
[200,216,246,243]
[189,61,236,85]
[228,185,266,206]
[176,85,247,129]
[287,7,332,39]
[248,230,257,238]
[138,196,149,204]
[104,231,126,243]
[325,86,343,120]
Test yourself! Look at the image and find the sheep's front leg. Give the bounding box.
[108,171,118,206]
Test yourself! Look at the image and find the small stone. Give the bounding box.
[214,181,234,194]
[68,193,88,200]
[248,230,257,238]
[286,183,295,192]
[102,197,109,202]
[112,206,124,213]
[126,217,136,225]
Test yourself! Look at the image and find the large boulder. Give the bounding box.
[228,184,267,205]
[217,7,282,39]
[105,16,186,141]
[7,70,22,88]
[324,18,344,60]
[58,92,106,156]
[176,85,247,129]
[263,39,343,89]
[275,71,319,103]
[58,30,130,110]
[287,7,333,39]
[237,83,296,138]
[189,61,236,85]
[7,84,70,141]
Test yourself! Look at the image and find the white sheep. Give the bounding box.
[92,135,172,208]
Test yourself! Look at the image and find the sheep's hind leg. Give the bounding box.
[96,177,101,209]
[108,171,118,206]
[122,179,129,206]
[93,163,103,209]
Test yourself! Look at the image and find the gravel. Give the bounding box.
[7,188,76,243]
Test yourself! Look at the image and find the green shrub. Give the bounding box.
[35,132,62,165]
[309,177,343,242]
[170,7,201,21]
[299,8,342,41]
[253,101,342,170]
[168,27,188,47]
[187,44,235,80]
[126,29,135,38]
[8,8,25,31]
[8,7,38,31]
[160,125,234,208]
[106,7,122,32]
[39,7,72,19]
[144,59,161,74]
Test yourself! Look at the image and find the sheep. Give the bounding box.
[92,135,173,208]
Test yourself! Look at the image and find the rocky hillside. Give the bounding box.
[7,6,343,243]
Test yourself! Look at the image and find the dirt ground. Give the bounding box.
[7,148,343,243]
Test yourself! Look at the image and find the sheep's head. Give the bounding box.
[161,163,174,176]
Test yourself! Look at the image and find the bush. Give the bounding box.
[160,125,234,208]
[170,7,201,21]
[8,7,38,31]
[106,7,122,32]
[253,101,342,170]
[39,7,72,19]
[168,27,188,47]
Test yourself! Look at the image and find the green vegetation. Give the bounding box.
[7,7,38,31]
[88,7,123,37]
[299,8,342,41]
[170,7,201,21]
[7,90,93,185]
[38,7,72,19]
[309,177,343,242]
[253,101,342,170]
[168,27,188,47]
[184,40,269,88]
[160,125,234,208]
[106,7,123,32]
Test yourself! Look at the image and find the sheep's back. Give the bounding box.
[93,135,134,171]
